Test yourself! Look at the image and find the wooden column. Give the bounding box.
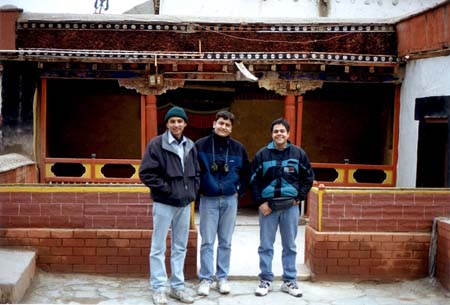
[284,95,297,144]
[141,95,158,156]
[392,85,401,186]
[40,78,47,183]
[296,95,304,146]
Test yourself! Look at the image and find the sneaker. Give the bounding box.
[281,281,303,297]
[152,291,168,305]
[217,279,231,294]
[197,279,212,296]
[255,280,272,296]
[169,288,194,304]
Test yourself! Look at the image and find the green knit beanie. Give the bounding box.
[164,106,188,123]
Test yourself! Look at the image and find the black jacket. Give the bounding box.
[139,130,200,207]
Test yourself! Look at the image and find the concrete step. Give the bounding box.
[0,248,36,303]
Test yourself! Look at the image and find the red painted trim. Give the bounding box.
[296,95,303,146]
[40,78,47,183]
[392,85,401,186]
[284,95,296,143]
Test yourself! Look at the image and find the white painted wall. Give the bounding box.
[397,55,450,187]
[160,0,445,19]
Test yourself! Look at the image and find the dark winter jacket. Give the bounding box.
[196,132,250,197]
[250,140,314,206]
[139,130,200,207]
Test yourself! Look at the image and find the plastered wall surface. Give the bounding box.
[397,55,450,187]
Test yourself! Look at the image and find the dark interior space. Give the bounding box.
[46,79,141,159]
[416,121,448,187]
[302,83,395,165]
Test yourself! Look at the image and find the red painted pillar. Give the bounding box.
[141,95,158,156]
[284,95,297,144]
[296,95,304,146]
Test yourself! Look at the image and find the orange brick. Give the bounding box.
[338,242,360,250]
[141,231,151,239]
[313,258,337,266]
[39,255,61,264]
[129,256,147,265]
[338,258,360,266]
[130,239,149,247]
[315,241,338,250]
[371,234,393,242]
[4,229,27,238]
[73,264,96,273]
[371,250,392,258]
[97,247,118,256]
[85,239,107,247]
[27,229,51,238]
[39,239,62,247]
[73,247,96,256]
[349,266,370,275]
[360,241,381,250]
[95,264,117,274]
[413,235,431,242]
[51,247,73,255]
[392,234,414,242]
[63,239,85,247]
[51,264,73,273]
[84,256,107,264]
[51,230,74,239]
[328,250,349,258]
[118,264,141,274]
[349,250,370,258]
[107,256,129,264]
[328,234,350,242]
[381,242,406,251]
[118,248,141,256]
[108,239,130,248]
[359,258,382,266]
[327,266,349,275]
[119,230,142,239]
[61,256,84,264]
[73,230,97,239]
[97,230,119,239]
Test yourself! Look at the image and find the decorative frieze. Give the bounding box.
[17,21,395,33]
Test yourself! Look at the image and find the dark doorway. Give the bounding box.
[416,120,448,187]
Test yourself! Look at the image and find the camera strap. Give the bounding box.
[212,136,229,169]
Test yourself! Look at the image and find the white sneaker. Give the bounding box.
[217,279,231,294]
[152,291,168,305]
[281,281,303,297]
[168,288,194,304]
[255,280,272,296]
[197,279,212,296]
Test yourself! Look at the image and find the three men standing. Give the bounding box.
[250,118,314,297]
[140,108,313,303]
[195,111,251,296]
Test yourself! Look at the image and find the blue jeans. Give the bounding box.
[199,194,237,281]
[258,205,299,282]
[150,202,191,292]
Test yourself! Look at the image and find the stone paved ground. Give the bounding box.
[21,271,450,305]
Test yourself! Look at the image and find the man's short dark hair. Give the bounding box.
[215,110,235,124]
[271,118,290,133]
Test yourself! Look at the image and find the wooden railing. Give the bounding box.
[44,158,141,183]
[311,162,394,187]
[43,158,394,186]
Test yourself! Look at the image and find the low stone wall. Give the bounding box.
[437,220,450,290]
[306,186,450,281]
[0,185,198,278]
